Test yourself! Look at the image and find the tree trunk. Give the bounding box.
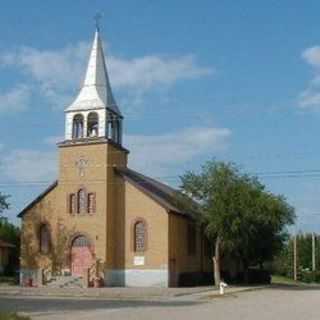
[213,236,221,286]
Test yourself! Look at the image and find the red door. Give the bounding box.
[71,236,93,276]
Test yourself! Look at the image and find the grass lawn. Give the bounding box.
[271,275,302,285]
[0,276,17,286]
[0,314,30,320]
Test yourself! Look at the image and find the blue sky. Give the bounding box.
[1,0,320,231]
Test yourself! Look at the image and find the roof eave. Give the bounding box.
[18,181,58,218]
[115,167,195,219]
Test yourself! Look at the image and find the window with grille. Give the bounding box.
[134,220,146,252]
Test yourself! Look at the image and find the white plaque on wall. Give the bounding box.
[134,256,145,266]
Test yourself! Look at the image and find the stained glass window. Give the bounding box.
[40,225,50,254]
[69,194,76,214]
[87,193,96,214]
[134,221,146,252]
[78,189,86,214]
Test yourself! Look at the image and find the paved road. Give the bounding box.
[1,286,319,320]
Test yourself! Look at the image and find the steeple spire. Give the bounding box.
[65,27,121,115]
[64,25,123,145]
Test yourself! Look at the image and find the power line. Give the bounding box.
[5,168,320,187]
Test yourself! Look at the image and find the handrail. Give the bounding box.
[43,262,53,284]
[87,259,101,287]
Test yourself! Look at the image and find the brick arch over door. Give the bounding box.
[70,235,94,276]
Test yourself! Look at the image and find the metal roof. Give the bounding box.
[65,28,121,115]
[115,167,196,218]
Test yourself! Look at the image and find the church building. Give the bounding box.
[18,26,212,288]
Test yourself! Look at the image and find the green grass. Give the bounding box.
[0,313,30,320]
[0,276,17,286]
[271,275,302,285]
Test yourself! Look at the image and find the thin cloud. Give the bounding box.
[299,46,320,109]
[4,126,230,183]
[0,40,213,111]
[0,85,32,113]
[0,149,58,182]
[43,136,64,145]
[126,126,231,177]
[109,55,213,90]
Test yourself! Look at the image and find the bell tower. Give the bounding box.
[64,26,123,145]
[57,25,128,274]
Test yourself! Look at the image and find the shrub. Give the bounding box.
[299,270,320,283]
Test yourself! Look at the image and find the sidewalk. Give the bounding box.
[0,285,268,300]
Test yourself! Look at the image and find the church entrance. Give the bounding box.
[71,235,93,276]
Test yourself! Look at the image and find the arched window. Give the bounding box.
[39,224,50,254]
[87,112,99,137]
[106,112,121,144]
[117,119,122,145]
[87,193,96,214]
[72,235,90,247]
[69,193,76,214]
[72,114,84,139]
[77,189,86,214]
[112,119,118,142]
[107,114,114,140]
[134,220,147,252]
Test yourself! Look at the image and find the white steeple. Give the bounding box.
[64,26,123,145]
[65,28,120,115]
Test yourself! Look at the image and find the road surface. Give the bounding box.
[0,286,319,320]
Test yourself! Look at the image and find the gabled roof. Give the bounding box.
[115,167,196,219]
[65,28,121,116]
[17,181,58,218]
[18,169,197,220]
[0,239,15,248]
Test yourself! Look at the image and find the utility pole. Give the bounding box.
[293,235,297,281]
[312,233,316,272]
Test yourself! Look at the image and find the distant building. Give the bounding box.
[18,25,212,287]
[0,239,15,274]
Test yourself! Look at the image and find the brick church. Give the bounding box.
[18,26,212,287]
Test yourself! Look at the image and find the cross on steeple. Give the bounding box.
[94,12,103,31]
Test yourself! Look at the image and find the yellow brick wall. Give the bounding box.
[168,213,212,285]
[122,181,169,270]
[21,141,128,274]
[20,139,211,287]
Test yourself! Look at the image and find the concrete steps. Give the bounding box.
[46,275,84,288]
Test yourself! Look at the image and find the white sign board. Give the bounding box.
[134,256,145,266]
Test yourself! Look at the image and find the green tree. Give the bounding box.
[180,159,295,285]
[0,219,20,274]
[0,193,10,216]
[0,193,20,274]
